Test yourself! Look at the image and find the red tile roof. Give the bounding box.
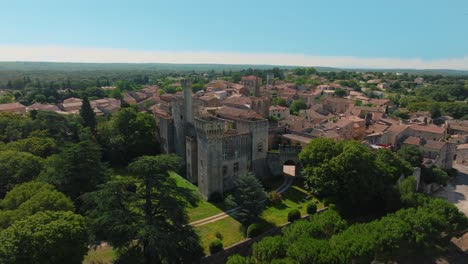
[410,124,445,134]
[216,106,263,120]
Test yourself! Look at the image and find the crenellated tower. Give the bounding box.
[195,116,225,199]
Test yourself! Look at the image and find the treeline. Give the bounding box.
[0,105,194,263]
[229,191,467,263]
[227,138,468,263]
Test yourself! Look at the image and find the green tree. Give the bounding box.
[98,108,159,164]
[5,136,57,157]
[398,145,423,167]
[39,138,107,200]
[226,173,267,225]
[300,139,409,216]
[0,182,73,229]
[0,211,88,264]
[290,99,307,115]
[0,150,43,197]
[334,88,346,97]
[253,236,286,262]
[271,97,288,107]
[305,67,317,75]
[80,96,97,133]
[83,154,203,264]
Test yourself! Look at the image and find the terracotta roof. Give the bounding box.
[300,109,326,119]
[404,136,421,146]
[159,94,173,103]
[216,106,263,120]
[366,123,389,134]
[410,124,445,134]
[387,124,409,133]
[270,105,289,111]
[28,103,59,111]
[0,102,25,111]
[324,119,354,130]
[222,96,251,107]
[63,97,82,104]
[241,75,259,81]
[282,134,313,144]
[458,144,468,150]
[451,125,468,132]
[370,99,390,106]
[424,140,446,150]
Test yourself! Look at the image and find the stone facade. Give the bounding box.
[161,79,269,200]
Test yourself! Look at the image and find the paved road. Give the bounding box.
[434,163,468,216]
[190,176,294,227]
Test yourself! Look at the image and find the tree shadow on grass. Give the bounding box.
[281,186,310,205]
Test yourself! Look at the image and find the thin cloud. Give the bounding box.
[0,45,467,70]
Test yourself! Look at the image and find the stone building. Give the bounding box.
[240,75,263,95]
[156,79,269,200]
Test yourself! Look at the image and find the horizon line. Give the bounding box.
[0,45,467,71]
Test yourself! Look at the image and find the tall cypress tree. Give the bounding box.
[80,96,97,133]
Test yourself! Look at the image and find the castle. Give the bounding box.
[156,78,270,199]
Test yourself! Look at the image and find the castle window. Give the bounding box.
[180,115,183,120]
[234,162,239,172]
[234,150,239,159]
[223,152,227,160]
[257,143,263,153]
[222,165,228,176]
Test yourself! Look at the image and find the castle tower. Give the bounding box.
[248,119,269,178]
[182,79,193,124]
[195,116,225,200]
[254,77,261,97]
[266,73,274,85]
[171,79,194,162]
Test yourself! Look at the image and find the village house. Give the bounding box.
[402,136,455,170]
[240,76,262,94]
[123,93,137,104]
[456,144,468,165]
[299,109,327,124]
[269,105,290,120]
[322,119,354,140]
[196,95,221,108]
[90,98,121,114]
[60,97,82,112]
[447,120,468,136]
[409,124,446,141]
[322,97,351,114]
[27,103,60,112]
[221,95,251,110]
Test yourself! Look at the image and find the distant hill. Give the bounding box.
[0,61,467,76]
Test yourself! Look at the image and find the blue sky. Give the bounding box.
[1,0,468,69]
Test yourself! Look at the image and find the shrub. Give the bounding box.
[288,209,301,222]
[208,191,223,203]
[209,239,223,254]
[306,203,317,215]
[247,223,263,238]
[267,191,282,205]
[215,231,223,240]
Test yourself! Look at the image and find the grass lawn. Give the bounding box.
[83,245,116,264]
[261,180,324,226]
[194,216,245,254]
[169,171,227,222]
